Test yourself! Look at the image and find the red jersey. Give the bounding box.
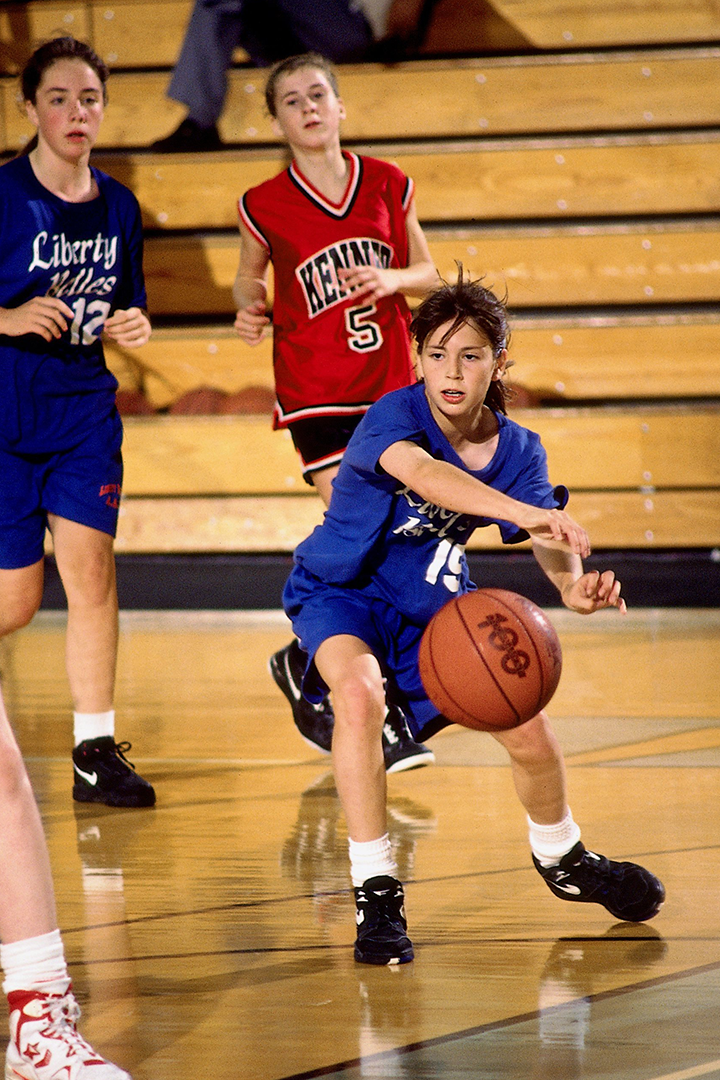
[239,152,416,428]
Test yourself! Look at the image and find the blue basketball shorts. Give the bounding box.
[0,411,123,570]
[283,563,450,742]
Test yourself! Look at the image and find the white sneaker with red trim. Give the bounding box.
[5,988,131,1080]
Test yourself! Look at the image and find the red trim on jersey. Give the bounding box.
[274,400,371,426]
[288,152,362,219]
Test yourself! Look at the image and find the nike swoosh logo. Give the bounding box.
[553,882,582,896]
[74,765,98,786]
[283,654,302,702]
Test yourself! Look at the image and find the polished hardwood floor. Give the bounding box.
[2,606,719,1080]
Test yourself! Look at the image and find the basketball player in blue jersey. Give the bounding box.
[283,271,665,965]
[0,38,154,810]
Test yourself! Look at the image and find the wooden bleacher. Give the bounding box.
[483,0,720,48]
[4,47,720,151]
[3,0,720,77]
[135,222,720,316]
[112,406,720,554]
[4,0,716,559]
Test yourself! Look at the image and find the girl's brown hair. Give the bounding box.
[411,266,513,414]
[20,37,109,155]
[22,36,109,105]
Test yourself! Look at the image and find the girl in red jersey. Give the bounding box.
[234,53,439,770]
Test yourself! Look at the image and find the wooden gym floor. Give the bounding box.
[2,605,720,1080]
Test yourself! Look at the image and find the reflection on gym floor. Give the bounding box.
[3,608,720,1080]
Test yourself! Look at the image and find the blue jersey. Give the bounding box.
[0,154,146,453]
[292,382,567,625]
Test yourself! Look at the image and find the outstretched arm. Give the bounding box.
[532,538,627,614]
[379,439,591,557]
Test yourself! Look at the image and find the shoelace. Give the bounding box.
[26,994,100,1062]
[111,741,137,771]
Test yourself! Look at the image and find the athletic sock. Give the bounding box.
[0,929,70,996]
[73,710,115,747]
[528,810,582,868]
[349,834,397,888]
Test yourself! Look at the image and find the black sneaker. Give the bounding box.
[383,703,435,774]
[269,639,334,754]
[533,841,665,922]
[72,737,156,808]
[150,118,223,152]
[354,875,414,965]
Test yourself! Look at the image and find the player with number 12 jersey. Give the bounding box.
[0,153,145,453]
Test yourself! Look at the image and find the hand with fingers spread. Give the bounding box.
[103,306,151,348]
[234,298,271,345]
[562,569,627,615]
[0,296,73,341]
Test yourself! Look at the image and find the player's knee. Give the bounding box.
[493,711,559,764]
[0,738,30,801]
[0,593,41,636]
[333,672,384,735]
[62,553,115,609]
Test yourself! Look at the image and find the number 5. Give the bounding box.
[345,303,383,353]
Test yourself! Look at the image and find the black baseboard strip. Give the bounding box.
[39,548,718,611]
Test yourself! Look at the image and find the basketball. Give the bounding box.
[418,589,562,730]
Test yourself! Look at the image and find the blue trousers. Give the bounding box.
[168,0,373,127]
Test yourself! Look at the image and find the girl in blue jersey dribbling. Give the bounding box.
[284,270,665,965]
[0,37,155,810]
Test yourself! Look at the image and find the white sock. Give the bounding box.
[349,834,397,888]
[1,929,70,996]
[528,810,582,868]
[73,710,115,746]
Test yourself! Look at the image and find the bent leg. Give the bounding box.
[314,634,387,842]
[315,635,413,965]
[277,0,373,60]
[310,464,340,509]
[491,711,568,825]
[0,561,44,640]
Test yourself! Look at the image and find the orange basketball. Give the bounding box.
[418,588,562,730]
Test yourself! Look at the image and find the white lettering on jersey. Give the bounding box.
[28,230,118,273]
[295,237,393,319]
[46,267,117,299]
[395,486,466,538]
